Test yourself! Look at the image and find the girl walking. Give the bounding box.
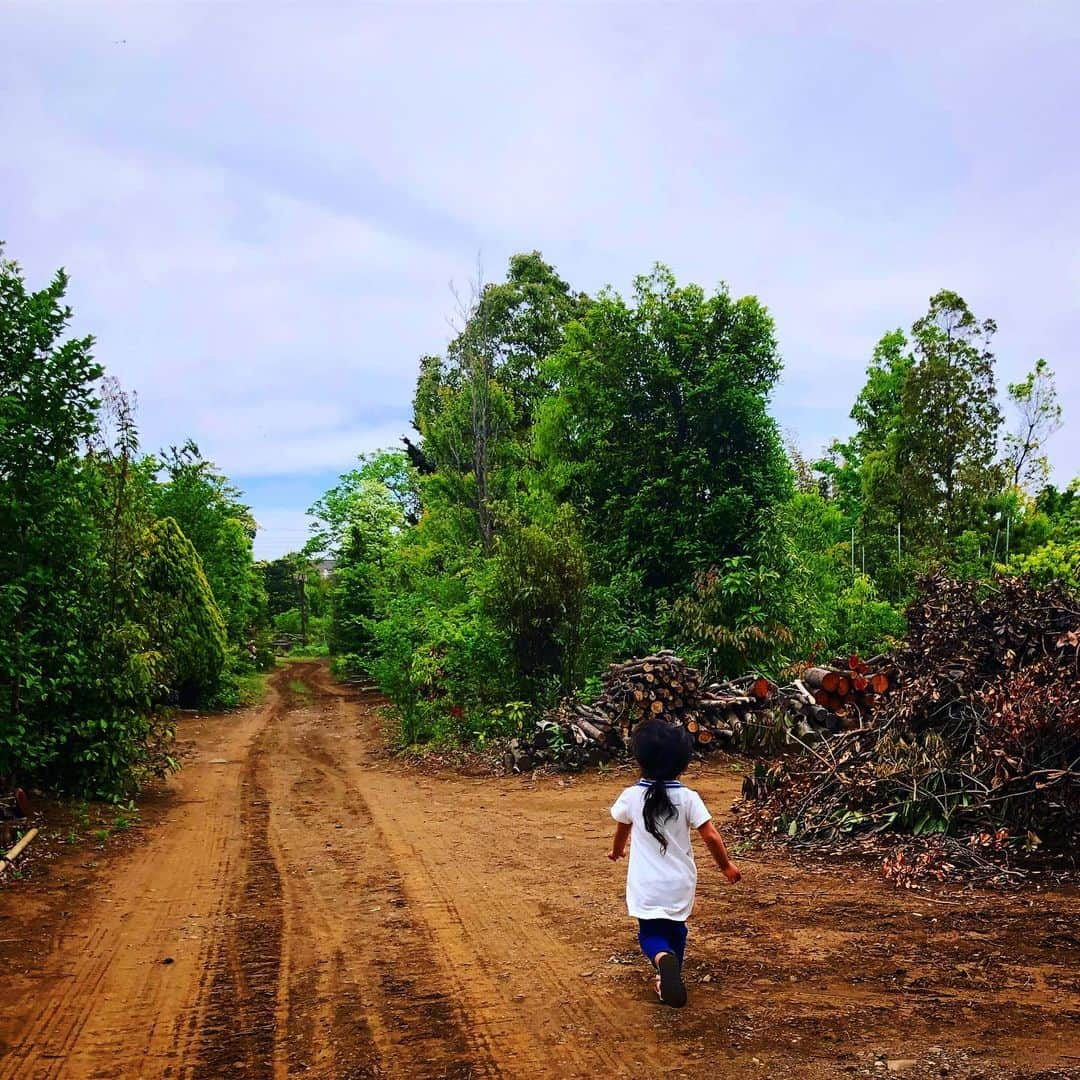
[608,719,741,1007]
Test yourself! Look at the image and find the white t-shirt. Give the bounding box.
[610,781,712,921]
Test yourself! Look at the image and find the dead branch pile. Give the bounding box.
[505,650,892,772]
[740,574,1080,884]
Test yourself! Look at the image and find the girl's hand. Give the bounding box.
[722,862,742,884]
[607,848,626,861]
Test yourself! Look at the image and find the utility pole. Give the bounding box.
[296,565,308,645]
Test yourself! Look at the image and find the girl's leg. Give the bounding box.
[638,919,688,965]
[669,921,688,966]
[637,919,671,966]
[638,919,688,1007]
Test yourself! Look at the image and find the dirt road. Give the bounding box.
[0,662,1077,1079]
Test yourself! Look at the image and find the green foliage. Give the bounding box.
[322,471,405,659]
[831,575,906,657]
[483,507,592,693]
[537,265,791,601]
[413,255,583,552]
[859,291,1004,581]
[152,440,263,649]
[0,254,256,798]
[1009,540,1080,591]
[306,449,419,555]
[143,517,228,706]
[815,291,1047,601]
[370,576,514,745]
[0,253,105,784]
[1005,358,1062,491]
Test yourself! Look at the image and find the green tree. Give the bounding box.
[142,516,228,706]
[306,449,419,556]
[412,254,584,551]
[321,476,405,662]
[1004,358,1062,491]
[829,292,1006,593]
[887,290,1003,546]
[152,440,262,647]
[0,253,104,780]
[483,507,591,693]
[537,266,791,600]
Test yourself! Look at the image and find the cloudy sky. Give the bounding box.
[3,2,1077,558]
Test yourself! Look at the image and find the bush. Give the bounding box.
[1008,540,1080,591]
[483,509,591,693]
[371,587,515,745]
[142,517,228,706]
[832,574,906,658]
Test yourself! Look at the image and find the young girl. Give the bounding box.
[608,719,741,1007]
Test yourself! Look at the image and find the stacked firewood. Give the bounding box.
[505,652,893,771]
[802,660,891,716]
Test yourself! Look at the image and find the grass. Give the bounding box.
[286,641,331,659]
[233,671,270,708]
[287,678,313,697]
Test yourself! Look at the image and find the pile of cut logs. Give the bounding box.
[802,659,891,715]
[505,651,893,772]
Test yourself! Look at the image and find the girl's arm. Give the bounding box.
[607,821,631,860]
[698,821,741,883]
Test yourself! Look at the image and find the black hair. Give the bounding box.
[631,719,692,853]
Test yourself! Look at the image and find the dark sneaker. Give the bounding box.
[657,952,687,1008]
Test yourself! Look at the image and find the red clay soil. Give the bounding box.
[0,661,1077,1079]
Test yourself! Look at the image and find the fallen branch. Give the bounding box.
[0,827,39,877]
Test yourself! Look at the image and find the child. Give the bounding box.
[608,719,741,1007]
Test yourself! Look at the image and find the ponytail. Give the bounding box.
[632,719,692,855]
[642,779,678,853]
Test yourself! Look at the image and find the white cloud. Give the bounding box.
[3,0,1077,504]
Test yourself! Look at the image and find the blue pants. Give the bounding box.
[638,918,687,966]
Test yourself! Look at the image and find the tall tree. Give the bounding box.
[817,329,911,521]
[152,440,261,645]
[537,266,791,598]
[305,449,419,556]
[860,291,1003,570]
[326,478,405,659]
[412,253,583,550]
[1004,358,1062,490]
[901,290,1003,539]
[0,253,103,777]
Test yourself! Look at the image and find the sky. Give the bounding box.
[3,2,1077,559]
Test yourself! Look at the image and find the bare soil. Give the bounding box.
[0,661,1077,1079]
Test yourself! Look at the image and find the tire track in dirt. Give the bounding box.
[186,749,285,1079]
[257,670,499,1079]
[0,694,271,1080]
[291,666,679,1078]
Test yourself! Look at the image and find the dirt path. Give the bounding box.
[0,662,1077,1079]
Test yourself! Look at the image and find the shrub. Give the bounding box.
[142,517,228,706]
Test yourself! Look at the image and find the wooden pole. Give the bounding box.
[298,571,308,645]
[0,827,38,876]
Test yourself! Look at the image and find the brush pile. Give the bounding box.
[505,651,893,772]
[740,574,1080,884]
